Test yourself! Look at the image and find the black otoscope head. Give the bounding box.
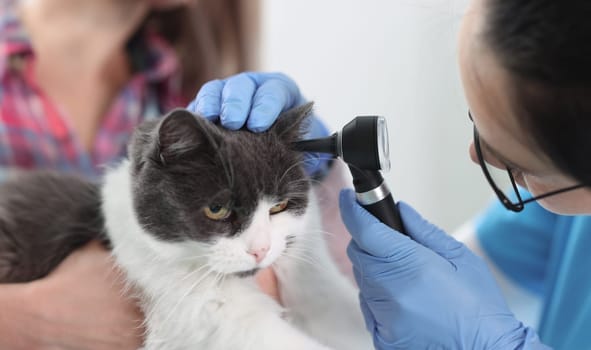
[292,116,390,172]
[292,116,405,233]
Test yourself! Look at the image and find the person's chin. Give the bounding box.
[536,199,581,215]
[536,191,591,215]
[525,180,591,214]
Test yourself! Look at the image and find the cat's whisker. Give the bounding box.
[276,161,306,185]
[289,232,336,243]
[287,176,328,184]
[285,178,325,189]
[179,263,212,282]
[302,229,338,238]
[176,254,212,263]
[282,242,324,260]
[281,185,311,191]
[277,157,325,185]
[190,266,219,290]
[286,256,327,274]
[159,266,217,327]
[281,251,330,274]
[281,190,311,197]
[285,241,323,251]
[150,262,218,319]
[305,181,336,196]
[282,246,322,263]
[219,271,228,288]
[213,271,225,287]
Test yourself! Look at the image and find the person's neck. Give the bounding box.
[18,0,150,151]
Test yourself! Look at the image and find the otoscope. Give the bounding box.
[293,116,406,234]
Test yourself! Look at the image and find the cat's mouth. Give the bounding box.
[234,268,260,278]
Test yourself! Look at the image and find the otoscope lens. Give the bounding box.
[377,117,391,172]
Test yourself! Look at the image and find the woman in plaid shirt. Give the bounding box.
[0,0,257,348]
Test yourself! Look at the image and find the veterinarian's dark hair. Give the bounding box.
[484,0,591,184]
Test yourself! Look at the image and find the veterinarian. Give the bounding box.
[191,0,591,348]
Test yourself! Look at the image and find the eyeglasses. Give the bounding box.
[470,111,586,212]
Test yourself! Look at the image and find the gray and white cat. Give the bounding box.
[0,104,372,349]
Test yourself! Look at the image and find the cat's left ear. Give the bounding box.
[270,102,314,142]
[156,109,218,164]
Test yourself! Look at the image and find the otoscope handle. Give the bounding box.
[361,193,405,233]
[349,167,406,234]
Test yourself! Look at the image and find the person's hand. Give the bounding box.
[187,72,331,177]
[339,189,550,350]
[27,241,144,350]
[188,72,306,132]
[255,267,282,305]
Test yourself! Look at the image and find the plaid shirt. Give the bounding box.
[0,0,187,181]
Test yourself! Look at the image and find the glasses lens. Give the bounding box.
[475,133,521,203]
[481,159,519,198]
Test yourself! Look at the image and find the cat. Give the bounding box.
[0,104,372,349]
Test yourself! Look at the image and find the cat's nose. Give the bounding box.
[248,246,269,264]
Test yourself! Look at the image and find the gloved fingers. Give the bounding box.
[340,189,411,258]
[304,113,330,139]
[186,99,198,114]
[397,201,467,261]
[353,263,397,342]
[191,79,225,121]
[190,72,308,133]
[249,76,301,132]
[358,293,377,333]
[219,73,257,130]
[245,71,289,85]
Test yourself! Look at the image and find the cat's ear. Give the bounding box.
[270,102,314,142]
[156,109,217,164]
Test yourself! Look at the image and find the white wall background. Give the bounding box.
[259,0,495,231]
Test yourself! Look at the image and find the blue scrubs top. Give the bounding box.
[476,189,591,350]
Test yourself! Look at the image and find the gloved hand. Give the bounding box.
[339,189,550,350]
[187,72,331,177]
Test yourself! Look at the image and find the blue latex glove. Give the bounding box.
[187,72,331,177]
[339,189,551,350]
[188,71,309,131]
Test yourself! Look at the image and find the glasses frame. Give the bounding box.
[470,111,586,212]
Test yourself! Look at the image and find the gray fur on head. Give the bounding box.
[129,103,314,242]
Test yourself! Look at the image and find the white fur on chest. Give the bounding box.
[101,161,371,350]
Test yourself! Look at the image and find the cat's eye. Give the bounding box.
[203,204,231,220]
[269,199,289,215]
